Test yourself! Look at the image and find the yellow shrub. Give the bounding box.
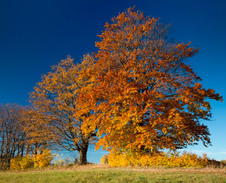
[10,156,34,170]
[108,150,210,168]
[10,149,54,170]
[19,156,34,170]
[100,155,109,164]
[10,157,22,170]
[33,149,54,168]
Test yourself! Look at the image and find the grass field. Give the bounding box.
[0,165,225,183]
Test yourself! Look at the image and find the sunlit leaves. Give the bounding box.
[107,151,210,168]
[77,8,222,154]
[30,55,96,164]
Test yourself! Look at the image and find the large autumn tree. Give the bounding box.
[30,55,96,164]
[77,8,223,153]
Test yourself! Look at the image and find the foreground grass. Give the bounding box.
[0,165,225,183]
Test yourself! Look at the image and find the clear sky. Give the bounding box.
[0,0,225,163]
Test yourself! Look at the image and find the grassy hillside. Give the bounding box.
[0,165,225,183]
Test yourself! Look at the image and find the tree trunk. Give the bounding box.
[26,145,30,156]
[78,143,88,165]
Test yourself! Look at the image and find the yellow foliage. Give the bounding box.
[10,149,53,170]
[33,149,54,168]
[10,156,34,170]
[108,151,210,168]
[10,157,22,170]
[19,156,34,170]
[100,155,109,164]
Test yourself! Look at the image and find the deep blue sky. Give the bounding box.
[1,0,225,163]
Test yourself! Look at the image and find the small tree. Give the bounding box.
[78,8,222,153]
[30,55,96,164]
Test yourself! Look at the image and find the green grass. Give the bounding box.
[0,165,225,183]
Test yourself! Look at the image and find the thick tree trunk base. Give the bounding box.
[78,147,88,165]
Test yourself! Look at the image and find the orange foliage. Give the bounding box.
[21,107,53,150]
[76,8,222,153]
[30,55,96,165]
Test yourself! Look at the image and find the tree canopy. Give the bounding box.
[30,55,96,164]
[76,8,222,153]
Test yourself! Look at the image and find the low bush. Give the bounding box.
[0,162,9,170]
[10,157,22,170]
[19,156,34,170]
[10,149,53,170]
[100,155,108,164]
[33,149,54,168]
[108,151,211,168]
[10,156,34,170]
